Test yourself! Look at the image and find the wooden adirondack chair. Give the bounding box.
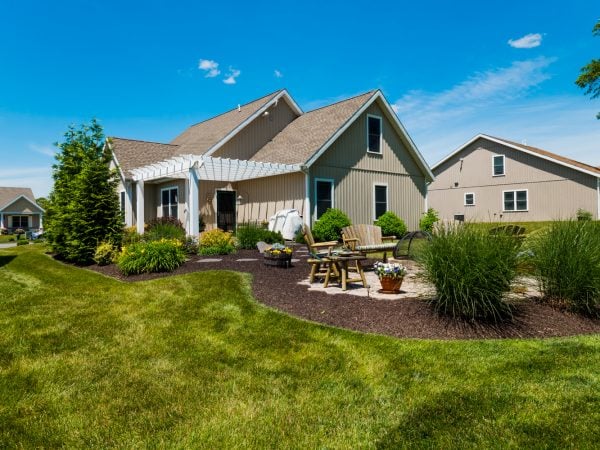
[341,224,397,261]
[302,225,340,283]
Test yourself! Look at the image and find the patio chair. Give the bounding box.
[302,225,339,283]
[341,224,397,262]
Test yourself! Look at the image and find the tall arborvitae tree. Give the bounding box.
[45,120,123,263]
[576,20,600,118]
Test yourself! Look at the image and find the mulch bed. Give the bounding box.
[89,249,600,340]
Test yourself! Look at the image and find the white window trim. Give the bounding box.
[160,186,179,218]
[492,154,505,177]
[366,114,383,154]
[502,189,529,212]
[464,192,475,206]
[314,178,334,220]
[373,183,389,221]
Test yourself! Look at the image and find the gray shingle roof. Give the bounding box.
[110,138,181,177]
[170,90,283,154]
[0,187,37,210]
[250,91,376,165]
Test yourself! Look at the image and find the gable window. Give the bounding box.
[315,179,334,219]
[503,190,528,211]
[12,216,29,228]
[161,187,178,218]
[493,155,505,176]
[367,115,382,153]
[374,184,388,219]
[464,192,475,206]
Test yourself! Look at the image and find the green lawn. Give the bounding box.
[0,235,16,243]
[1,245,599,448]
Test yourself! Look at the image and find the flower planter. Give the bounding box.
[263,254,292,268]
[379,276,403,294]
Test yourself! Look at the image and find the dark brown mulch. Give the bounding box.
[89,248,600,340]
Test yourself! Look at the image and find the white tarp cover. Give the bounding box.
[268,209,303,240]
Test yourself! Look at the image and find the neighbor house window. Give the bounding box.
[503,190,528,211]
[493,155,505,176]
[367,115,382,153]
[161,187,178,218]
[464,192,475,206]
[315,179,334,219]
[12,216,29,228]
[374,184,388,219]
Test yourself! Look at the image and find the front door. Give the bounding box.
[216,190,236,232]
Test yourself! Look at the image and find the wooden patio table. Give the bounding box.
[323,254,369,291]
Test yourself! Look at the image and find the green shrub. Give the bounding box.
[576,208,593,221]
[198,229,236,255]
[374,211,407,237]
[182,236,199,255]
[528,220,600,314]
[312,208,351,242]
[94,242,117,266]
[16,240,29,246]
[146,217,185,242]
[419,208,439,233]
[117,239,186,275]
[418,223,520,322]
[236,223,284,249]
[122,226,143,246]
[294,228,306,244]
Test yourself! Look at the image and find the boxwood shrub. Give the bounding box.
[117,239,186,275]
[374,211,407,237]
[312,208,350,242]
[418,224,520,322]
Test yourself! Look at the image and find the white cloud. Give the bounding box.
[392,56,556,132]
[223,67,241,85]
[198,59,221,77]
[508,33,543,49]
[274,69,283,78]
[29,143,55,157]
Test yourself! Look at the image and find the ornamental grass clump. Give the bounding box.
[117,238,186,275]
[198,229,236,255]
[418,223,520,322]
[528,220,600,315]
[146,217,186,243]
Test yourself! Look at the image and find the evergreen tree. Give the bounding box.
[45,120,123,263]
[575,21,600,119]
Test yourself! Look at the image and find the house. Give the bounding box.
[0,187,44,233]
[109,89,433,236]
[428,134,600,222]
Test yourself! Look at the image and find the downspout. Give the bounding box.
[301,165,310,227]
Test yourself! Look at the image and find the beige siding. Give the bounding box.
[429,138,599,221]
[2,197,43,214]
[213,100,298,161]
[311,100,427,230]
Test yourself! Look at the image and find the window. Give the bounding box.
[120,191,126,213]
[464,192,475,206]
[161,187,178,218]
[493,155,505,176]
[503,190,528,211]
[367,115,382,153]
[374,184,388,219]
[315,179,334,219]
[12,216,29,228]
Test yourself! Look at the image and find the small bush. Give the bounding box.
[418,223,520,322]
[117,239,186,275]
[375,211,407,237]
[16,240,29,246]
[122,226,143,246]
[182,236,199,255]
[199,229,236,255]
[236,223,284,249]
[419,208,439,233]
[576,208,593,221]
[94,242,117,266]
[312,208,351,242]
[529,220,600,314]
[146,217,185,242]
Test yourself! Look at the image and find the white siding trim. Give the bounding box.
[373,183,388,221]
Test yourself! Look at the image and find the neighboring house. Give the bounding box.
[109,89,433,235]
[0,187,44,232]
[429,134,600,222]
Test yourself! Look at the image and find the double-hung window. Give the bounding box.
[493,155,505,176]
[464,192,475,206]
[374,184,388,219]
[315,179,334,219]
[161,187,178,218]
[367,115,382,153]
[503,190,528,211]
[12,216,28,228]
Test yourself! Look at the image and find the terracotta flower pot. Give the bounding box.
[379,276,403,293]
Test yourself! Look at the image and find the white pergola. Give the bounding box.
[127,154,302,235]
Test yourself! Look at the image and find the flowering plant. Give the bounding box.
[373,262,407,280]
[265,243,293,257]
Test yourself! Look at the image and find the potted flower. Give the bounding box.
[374,261,407,293]
[264,243,293,268]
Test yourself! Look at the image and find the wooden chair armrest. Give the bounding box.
[343,237,360,243]
[312,241,338,248]
[382,236,396,241]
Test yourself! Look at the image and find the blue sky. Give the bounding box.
[1,0,598,197]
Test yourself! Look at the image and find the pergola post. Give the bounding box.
[0,213,3,229]
[38,213,43,229]
[125,181,134,227]
[303,169,311,226]
[188,165,200,236]
[136,180,145,234]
